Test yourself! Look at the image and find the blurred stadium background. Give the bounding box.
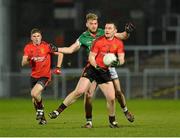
[0,0,180,99]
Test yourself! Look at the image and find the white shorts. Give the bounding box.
[109,67,118,79]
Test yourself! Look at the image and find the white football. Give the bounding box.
[103,53,117,66]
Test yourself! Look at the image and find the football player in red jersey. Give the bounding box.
[49,13,135,128]
[21,28,63,125]
[49,21,125,128]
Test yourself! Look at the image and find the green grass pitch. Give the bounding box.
[0,98,180,137]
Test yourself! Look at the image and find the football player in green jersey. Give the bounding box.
[49,13,135,128]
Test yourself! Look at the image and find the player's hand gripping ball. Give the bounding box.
[103,53,117,66]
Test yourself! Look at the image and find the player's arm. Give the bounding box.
[53,52,64,67]
[115,22,135,40]
[56,52,63,68]
[52,52,64,75]
[110,53,125,67]
[58,41,80,54]
[89,51,97,68]
[117,53,125,65]
[21,56,30,67]
[115,31,129,40]
[49,41,80,54]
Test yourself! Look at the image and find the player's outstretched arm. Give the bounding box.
[115,22,135,40]
[49,40,80,54]
[115,31,129,40]
[58,41,80,54]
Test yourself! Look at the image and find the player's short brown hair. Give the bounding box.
[86,13,98,21]
[105,20,118,29]
[31,28,42,35]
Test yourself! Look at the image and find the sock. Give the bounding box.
[33,99,43,110]
[56,103,67,113]
[109,116,115,124]
[85,106,92,122]
[86,116,92,123]
[86,113,92,121]
[36,99,44,109]
[123,107,128,113]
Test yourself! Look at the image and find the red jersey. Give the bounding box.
[91,36,124,69]
[23,41,52,79]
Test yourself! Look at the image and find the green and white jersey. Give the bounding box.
[77,28,104,55]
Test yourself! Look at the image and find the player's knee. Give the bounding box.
[108,99,115,106]
[31,90,38,99]
[108,95,115,101]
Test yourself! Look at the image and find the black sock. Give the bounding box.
[86,116,92,122]
[36,99,43,109]
[34,99,43,110]
[85,102,92,121]
[109,116,115,124]
[56,103,67,113]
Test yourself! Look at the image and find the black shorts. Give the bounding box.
[82,64,112,84]
[30,77,49,88]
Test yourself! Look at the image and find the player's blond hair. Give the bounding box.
[86,13,98,21]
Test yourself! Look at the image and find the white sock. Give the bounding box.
[123,107,128,113]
